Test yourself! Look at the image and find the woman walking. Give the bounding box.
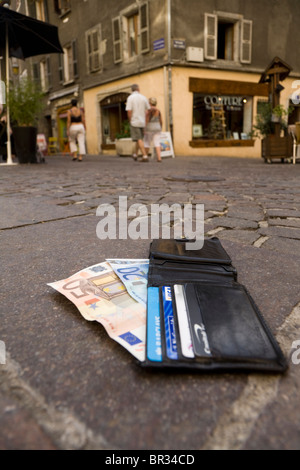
[144,97,162,162]
[67,99,86,161]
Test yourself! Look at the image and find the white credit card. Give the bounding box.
[174,285,195,359]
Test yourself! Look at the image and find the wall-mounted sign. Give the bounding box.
[173,39,186,50]
[153,38,165,51]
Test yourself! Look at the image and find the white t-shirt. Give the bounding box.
[126,91,150,127]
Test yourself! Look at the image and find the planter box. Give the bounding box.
[13,126,37,164]
[261,135,293,162]
[115,138,135,157]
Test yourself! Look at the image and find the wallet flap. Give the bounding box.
[150,237,232,265]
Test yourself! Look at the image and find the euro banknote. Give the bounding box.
[106,259,149,307]
[48,262,146,362]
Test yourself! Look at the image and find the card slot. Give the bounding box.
[150,261,236,276]
[193,283,280,362]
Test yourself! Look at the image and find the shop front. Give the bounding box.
[188,76,269,152]
[170,67,271,157]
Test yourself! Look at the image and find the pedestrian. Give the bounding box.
[144,97,163,162]
[126,84,150,162]
[67,98,86,162]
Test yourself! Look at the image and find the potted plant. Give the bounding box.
[9,78,44,163]
[115,120,136,157]
[250,103,293,163]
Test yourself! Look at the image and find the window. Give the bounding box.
[32,57,51,91]
[54,0,71,15]
[193,93,253,141]
[40,57,51,92]
[60,41,78,83]
[113,2,149,63]
[86,26,103,73]
[35,0,49,22]
[204,12,252,64]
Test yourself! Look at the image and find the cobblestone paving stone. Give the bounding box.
[1,154,300,450]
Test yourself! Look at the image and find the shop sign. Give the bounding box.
[204,95,244,111]
[173,39,186,50]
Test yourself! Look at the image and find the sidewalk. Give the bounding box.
[1,153,300,450]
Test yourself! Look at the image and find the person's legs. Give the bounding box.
[131,126,148,161]
[77,126,86,161]
[153,133,162,162]
[69,126,78,160]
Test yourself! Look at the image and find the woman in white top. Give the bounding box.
[144,97,163,162]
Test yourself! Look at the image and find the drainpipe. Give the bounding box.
[164,0,173,137]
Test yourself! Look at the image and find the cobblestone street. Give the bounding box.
[1,153,300,450]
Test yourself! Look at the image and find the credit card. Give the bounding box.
[146,287,162,362]
[162,286,178,360]
[184,284,212,358]
[174,285,195,359]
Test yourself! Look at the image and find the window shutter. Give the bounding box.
[43,0,49,22]
[72,40,78,78]
[58,53,64,83]
[46,56,52,90]
[240,19,252,64]
[28,0,37,18]
[140,2,149,54]
[112,17,122,63]
[204,13,217,60]
[86,27,102,73]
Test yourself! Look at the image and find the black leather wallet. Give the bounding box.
[142,238,287,373]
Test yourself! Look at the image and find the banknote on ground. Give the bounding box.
[106,259,149,307]
[48,262,146,362]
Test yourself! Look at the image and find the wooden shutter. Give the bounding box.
[46,56,52,90]
[72,40,78,78]
[140,2,150,54]
[204,13,217,60]
[87,27,102,72]
[58,53,64,83]
[112,17,122,63]
[240,19,252,64]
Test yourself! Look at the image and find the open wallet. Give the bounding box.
[142,237,287,373]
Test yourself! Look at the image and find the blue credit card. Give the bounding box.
[162,286,178,360]
[147,287,162,362]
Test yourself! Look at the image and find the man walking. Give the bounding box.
[126,84,150,162]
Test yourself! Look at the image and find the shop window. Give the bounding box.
[86,26,103,73]
[192,93,253,141]
[100,93,129,145]
[204,12,252,64]
[112,2,149,63]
